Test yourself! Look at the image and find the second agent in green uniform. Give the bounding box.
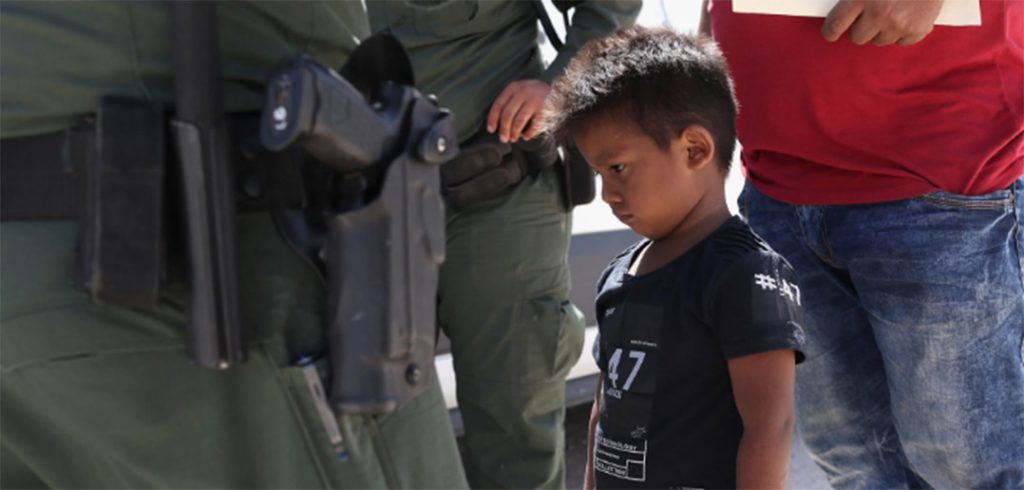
[367,1,641,488]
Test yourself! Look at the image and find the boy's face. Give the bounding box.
[574,114,718,241]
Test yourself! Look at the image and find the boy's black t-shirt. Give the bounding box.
[592,216,806,489]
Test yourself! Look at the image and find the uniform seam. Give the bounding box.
[1,344,184,374]
[367,418,401,488]
[123,4,153,101]
[1,298,93,324]
[305,2,316,54]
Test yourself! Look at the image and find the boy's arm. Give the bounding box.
[727,349,796,490]
[583,373,604,490]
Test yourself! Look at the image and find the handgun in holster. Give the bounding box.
[260,34,457,414]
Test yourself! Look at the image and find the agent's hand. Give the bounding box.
[486,79,551,143]
[823,0,944,46]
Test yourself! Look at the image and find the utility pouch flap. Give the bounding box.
[444,154,526,211]
[75,97,165,306]
[439,133,510,186]
[440,132,532,211]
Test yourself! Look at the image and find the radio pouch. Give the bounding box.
[75,97,166,306]
[559,144,596,210]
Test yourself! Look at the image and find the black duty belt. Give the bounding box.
[0,113,294,222]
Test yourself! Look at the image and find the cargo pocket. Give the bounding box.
[520,297,585,380]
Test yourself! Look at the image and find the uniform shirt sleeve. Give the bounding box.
[541,0,642,84]
[709,250,806,363]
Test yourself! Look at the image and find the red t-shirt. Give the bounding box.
[711,0,1023,205]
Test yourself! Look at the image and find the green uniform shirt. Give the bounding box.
[367,0,641,141]
[0,1,369,138]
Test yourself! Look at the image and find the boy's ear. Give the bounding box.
[677,126,716,170]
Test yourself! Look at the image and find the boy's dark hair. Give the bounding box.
[542,26,738,173]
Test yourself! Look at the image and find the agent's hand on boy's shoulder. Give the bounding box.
[487,79,551,144]
[823,0,944,46]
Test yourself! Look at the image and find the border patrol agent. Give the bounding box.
[0,2,467,488]
[367,1,641,488]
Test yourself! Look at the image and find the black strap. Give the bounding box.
[532,0,565,52]
[0,114,297,222]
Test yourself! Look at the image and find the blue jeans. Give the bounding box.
[739,179,1024,489]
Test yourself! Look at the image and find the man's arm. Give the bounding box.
[823,0,944,46]
[487,0,641,143]
[583,373,604,490]
[728,349,797,489]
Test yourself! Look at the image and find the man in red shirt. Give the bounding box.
[705,0,1024,488]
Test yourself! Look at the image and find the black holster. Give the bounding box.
[260,44,456,414]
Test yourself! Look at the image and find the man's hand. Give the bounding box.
[823,0,944,46]
[486,79,551,143]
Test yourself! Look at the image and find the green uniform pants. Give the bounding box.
[0,215,468,489]
[439,167,586,489]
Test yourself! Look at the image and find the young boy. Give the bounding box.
[541,27,806,489]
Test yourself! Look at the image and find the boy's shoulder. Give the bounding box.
[702,217,795,289]
[705,216,775,265]
[596,239,647,291]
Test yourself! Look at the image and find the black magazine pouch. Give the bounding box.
[75,97,165,306]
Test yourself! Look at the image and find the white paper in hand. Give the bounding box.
[732,0,981,26]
